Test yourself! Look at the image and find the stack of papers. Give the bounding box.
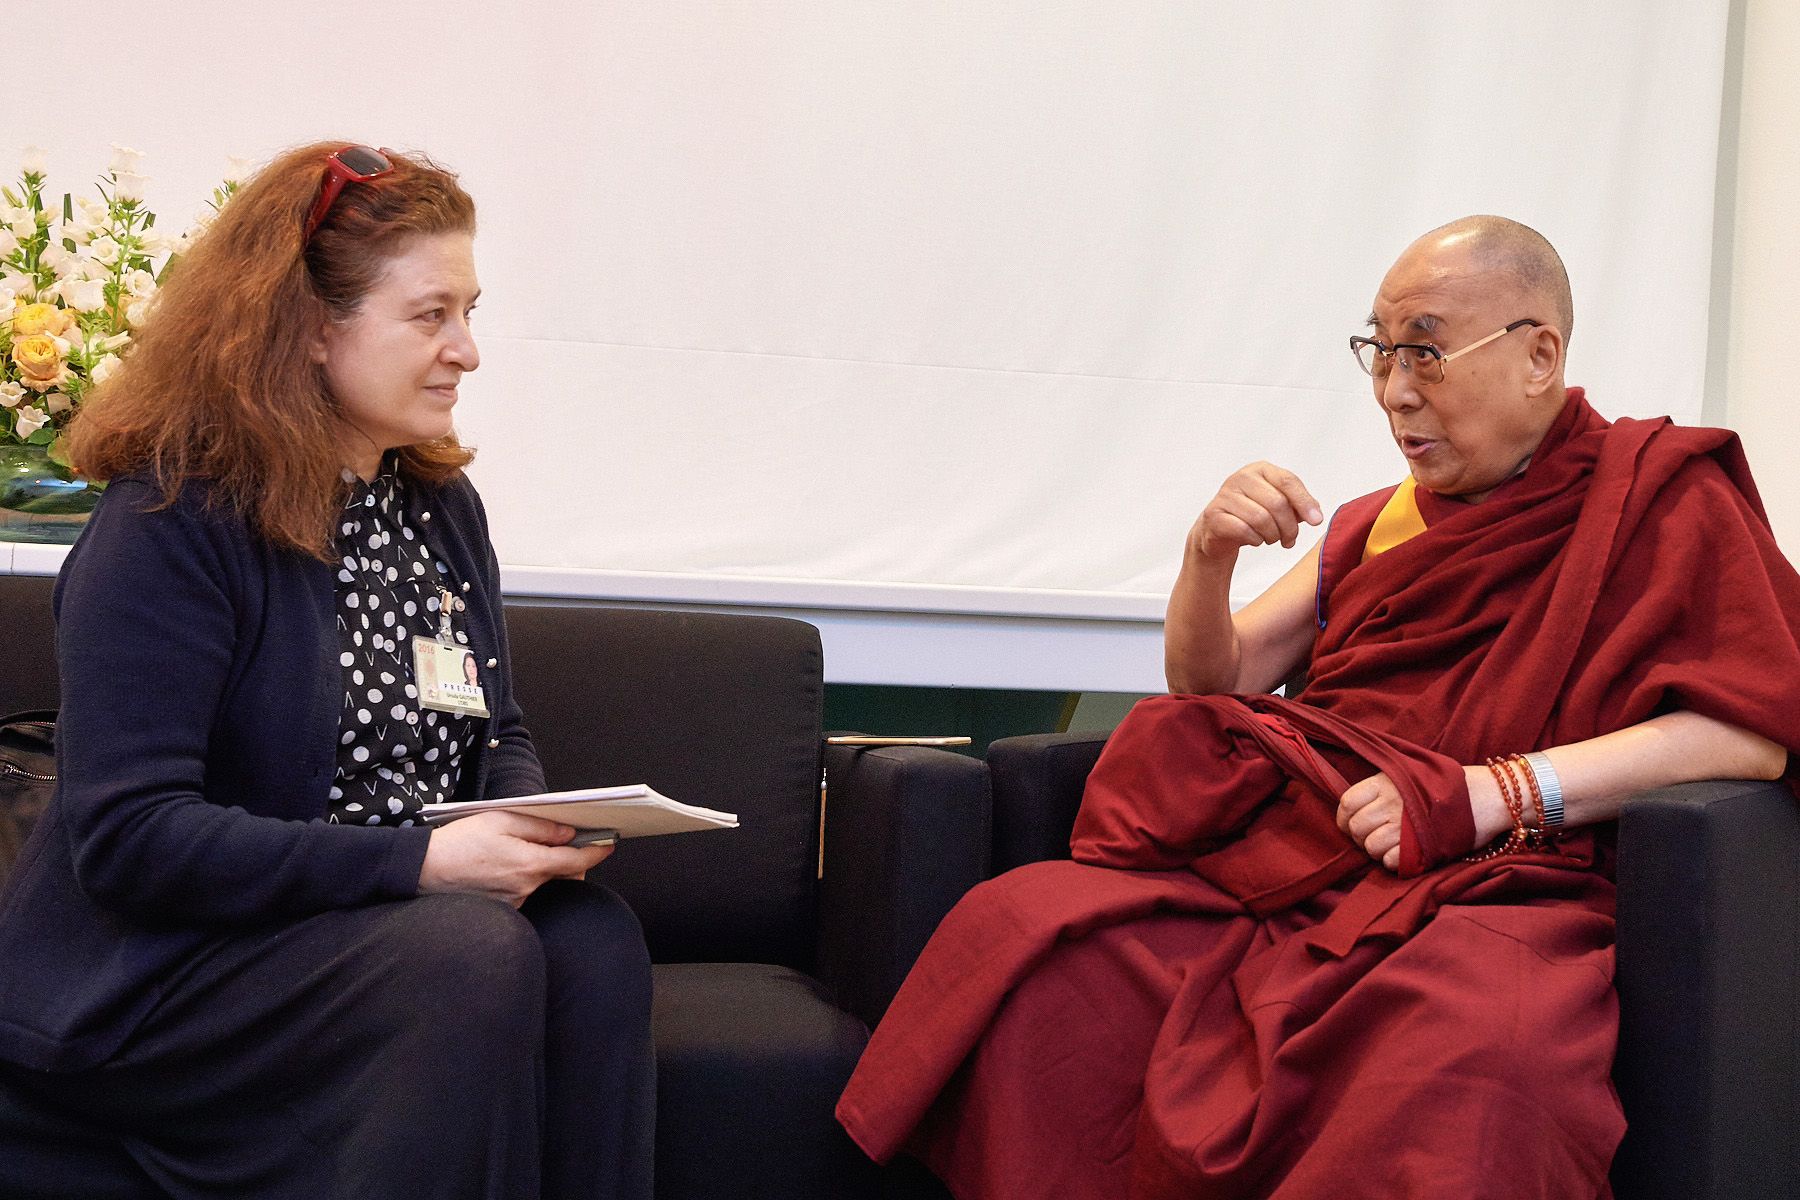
[420,785,738,840]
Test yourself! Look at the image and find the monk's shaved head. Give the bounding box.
[1413,215,1574,345]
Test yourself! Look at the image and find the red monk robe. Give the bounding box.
[837,390,1800,1199]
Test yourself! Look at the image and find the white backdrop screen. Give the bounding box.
[34,1,1727,611]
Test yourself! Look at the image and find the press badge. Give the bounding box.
[412,587,490,717]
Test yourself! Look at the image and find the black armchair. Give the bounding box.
[982,729,1800,1200]
[0,576,991,1200]
[502,603,989,1200]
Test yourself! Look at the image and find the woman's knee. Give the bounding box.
[524,881,652,1013]
[376,893,548,1016]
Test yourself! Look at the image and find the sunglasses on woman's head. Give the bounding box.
[302,145,395,244]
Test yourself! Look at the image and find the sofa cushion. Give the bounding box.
[651,961,878,1199]
[505,605,825,968]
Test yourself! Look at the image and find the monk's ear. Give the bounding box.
[1522,324,1563,397]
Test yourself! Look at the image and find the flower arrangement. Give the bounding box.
[0,145,240,465]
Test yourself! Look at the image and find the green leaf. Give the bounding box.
[46,433,70,469]
[26,424,55,446]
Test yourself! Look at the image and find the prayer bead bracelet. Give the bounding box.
[1516,753,1549,835]
[1466,754,1563,862]
[1467,757,1529,861]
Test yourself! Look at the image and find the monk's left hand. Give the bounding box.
[1337,772,1404,871]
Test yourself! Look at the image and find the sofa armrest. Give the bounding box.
[1611,778,1800,1200]
[815,743,990,1029]
[986,731,1109,873]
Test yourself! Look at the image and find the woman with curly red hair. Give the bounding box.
[0,143,654,1199]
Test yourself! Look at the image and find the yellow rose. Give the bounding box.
[11,334,68,390]
[9,302,74,339]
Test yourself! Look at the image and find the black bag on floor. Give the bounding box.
[0,711,55,890]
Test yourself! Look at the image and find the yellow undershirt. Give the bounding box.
[1361,476,1428,562]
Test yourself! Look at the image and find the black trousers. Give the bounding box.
[0,880,655,1200]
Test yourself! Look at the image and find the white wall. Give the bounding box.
[1719,0,1800,553]
[25,2,1731,621]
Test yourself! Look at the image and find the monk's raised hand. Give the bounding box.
[1336,771,1404,871]
[1194,462,1324,560]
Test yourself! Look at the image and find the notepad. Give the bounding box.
[420,785,738,840]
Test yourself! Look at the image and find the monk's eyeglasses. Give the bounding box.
[302,145,395,245]
[1349,319,1542,385]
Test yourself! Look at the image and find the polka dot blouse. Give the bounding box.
[327,465,479,828]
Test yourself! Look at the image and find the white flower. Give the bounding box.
[113,172,149,204]
[8,215,35,240]
[223,155,254,185]
[0,229,15,257]
[108,145,145,176]
[137,229,173,256]
[13,405,47,438]
[42,392,70,415]
[89,233,124,268]
[58,257,105,283]
[123,298,151,327]
[97,331,132,353]
[61,200,106,244]
[0,269,33,297]
[125,269,156,297]
[90,353,123,385]
[87,236,121,268]
[38,243,72,274]
[0,381,22,409]
[20,146,48,174]
[59,277,106,312]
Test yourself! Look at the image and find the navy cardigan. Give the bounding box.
[0,470,545,1072]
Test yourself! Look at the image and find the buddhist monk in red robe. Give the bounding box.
[836,216,1800,1199]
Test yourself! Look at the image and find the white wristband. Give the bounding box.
[1522,751,1564,827]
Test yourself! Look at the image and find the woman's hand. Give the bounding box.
[418,810,615,908]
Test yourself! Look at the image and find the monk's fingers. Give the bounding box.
[1231,473,1307,548]
[1345,801,1394,843]
[1335,775,1383,834]
[1206,491,1285,550]
[1246,463,1324,529]
[1197,508,1268,560]
[1362,822,1401,863]
[1381,844,1402,872]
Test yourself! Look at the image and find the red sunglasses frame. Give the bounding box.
[301,145,395,244]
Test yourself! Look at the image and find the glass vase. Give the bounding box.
[0,441,99,545]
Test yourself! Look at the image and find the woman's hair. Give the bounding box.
[68,141,478,559]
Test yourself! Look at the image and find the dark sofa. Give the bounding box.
[0,573,990,1200]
